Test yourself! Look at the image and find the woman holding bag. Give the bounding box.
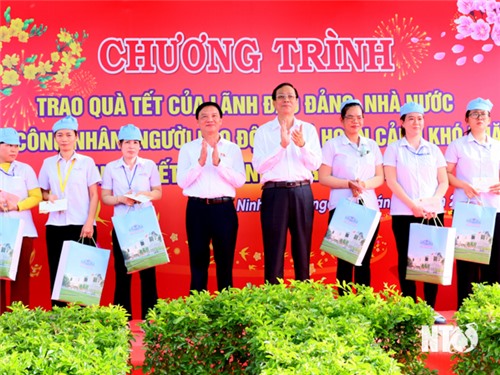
[383,102,449,323]
[445,98,500,309]
[0,128,42,309]
[39,116,101,306]
[318,98,384,291]
[101,124,162,320]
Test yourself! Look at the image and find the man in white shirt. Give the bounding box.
[252,83,322,284]
[177,102,246,292]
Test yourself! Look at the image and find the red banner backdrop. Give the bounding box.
[1,0,499,318]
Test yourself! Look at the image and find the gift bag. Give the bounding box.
[51,240,111,305]
[320,198,381,266]
[451,202,497,264]
[406,223,456,285]
[112,205,170,273]
[0,216,25,281]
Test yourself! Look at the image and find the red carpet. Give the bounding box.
[129,312,458,374]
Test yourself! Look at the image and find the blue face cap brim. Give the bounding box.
[340,99,362,111]
[400,102,425,116]
[0,128,21,145]
[52,116,79,133]
[466,98,493,112]
[118,125,142,141]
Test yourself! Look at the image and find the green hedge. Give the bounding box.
[0,303,132,374]
[453,283,500,374]
[142,280,435,374]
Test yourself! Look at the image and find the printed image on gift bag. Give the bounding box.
[0,216,25,281]
[112,205,170,273]
[320,198,381,266]
[452,202,497,264]
[406,223,456,285]
[51,240,111,306]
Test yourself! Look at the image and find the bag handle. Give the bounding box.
[78,236,97,247]
[420,215,444,227]
[347,196,365,206]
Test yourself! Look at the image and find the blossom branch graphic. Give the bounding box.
[434,0,500,65]
[0,6,88,96]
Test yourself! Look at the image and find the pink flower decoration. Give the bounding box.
[471,19,491,41]
[486,8,500,24]
[473,54,484,63]
[474,0,488,12]
[482,43,494,52]
[455,16,474,37]
[434,52,446,60]
[485,0,500,15]
[441,31,446,37]
[491,24,500,46]
[457,0,476,14]
[456,56,467,65]
[452,44,465,53]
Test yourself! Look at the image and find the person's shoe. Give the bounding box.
[433,311,446,324]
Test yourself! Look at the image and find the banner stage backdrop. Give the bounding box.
[1,0,499,317]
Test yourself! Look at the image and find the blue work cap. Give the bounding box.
[0,128,20,145]
[400,102,425,116]
[118,124,142,141]
[52,115,78,133]
[466,97,493,111]
[340,98,363,111]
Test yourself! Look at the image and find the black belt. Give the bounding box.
[188,196,234,205]
[262,180,311,189]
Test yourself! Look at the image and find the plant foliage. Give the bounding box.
[142,280,436,374]
[453,283,500,375]
[0,303,132,374]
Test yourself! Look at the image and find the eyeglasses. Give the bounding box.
[276,94,296,101]
[469,112,489,119]
[344,115,364,121]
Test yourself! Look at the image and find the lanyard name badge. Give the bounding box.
[122,164,138,191]
[54,158,75,210]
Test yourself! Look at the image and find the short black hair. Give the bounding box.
[195,101,223,119]
[272,82,298,100]
[341,102,364,119]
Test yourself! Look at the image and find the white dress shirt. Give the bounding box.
[38,152,101,226]
[0,161,39,237]
[384,137,446,215]
[177,137,245,198]
[252,117,322,183]
[321,134,383,211]
[445,133,500,211]
[101,156,161,217]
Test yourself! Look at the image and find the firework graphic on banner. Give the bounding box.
[0,6,88,130]
[374,14,430,80]
[69,70,97,98]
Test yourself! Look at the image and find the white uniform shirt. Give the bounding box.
[384,137,446,215]
[321,134,383,211]
[445,134,500,211]
[38,152,101,226]
[0,161,39,237]
[101,156,161,217]
[252,117,322,183]
[177,137,245,198]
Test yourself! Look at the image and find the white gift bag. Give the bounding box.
[52,240,110,305]
[406,222,456,285]
[320,198,381,266]
[452,202,497,264]
[112,205,169,273]
[0,216,25,281]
